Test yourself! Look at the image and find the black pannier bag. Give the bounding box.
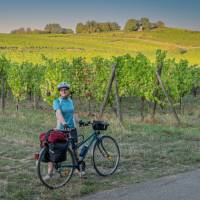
[48,142,68,163]
[39,129,68,163]
[41,148,50,163]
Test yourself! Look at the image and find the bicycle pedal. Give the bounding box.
[107,156,112,160]
[60,169,70,177]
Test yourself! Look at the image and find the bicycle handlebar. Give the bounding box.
[78,120,91,127]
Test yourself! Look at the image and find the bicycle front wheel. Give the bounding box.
[36,147,74,189]
[92,135,120,176]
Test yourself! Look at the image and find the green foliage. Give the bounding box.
[22,62,45,97]
[124,19,138,32]
[0,55,11,96]
[1,28,200,65]
[140,17,150,30]
[156,21,165,28]
[154,50,194,105]
[61,28,74,34]
[191,65,200,89]
[11,24,74,34]
[7,62,28,101]
[124,17,160,32]
[174,60,193,98]
[76,21,120,33]
[76,23,87,33]
[10,27,26,34]
[44,23,63,34]
[1,50,198,110]
[70,57,91,97]
[90,57,113,103]
[0,55,10,78]
[40,57,70,104]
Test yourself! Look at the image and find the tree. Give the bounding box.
[61,28,74,34]
[156,21,165,28]
[140,17,150,30]
[98,23,111,32]
[108,22,121,31]
[86,21,98,33]
[76,23,87,33]
[26,27,32,34]
[10,27,26,34]
[44,23,63,34]
[150,23,158,29]
[124,19,138,31]
[76,21,120,33]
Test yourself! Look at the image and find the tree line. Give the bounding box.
[10,24,74,34]
[10,17,165,34]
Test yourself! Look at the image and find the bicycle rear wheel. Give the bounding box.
[92,135,120,176]
[36,147,74,189]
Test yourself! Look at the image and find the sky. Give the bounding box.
[0,0,199,33]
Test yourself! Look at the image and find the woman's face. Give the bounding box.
[59,88,70,98]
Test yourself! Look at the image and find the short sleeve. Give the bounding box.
[53,99,61,111]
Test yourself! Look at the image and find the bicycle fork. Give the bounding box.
[97,138,112,160]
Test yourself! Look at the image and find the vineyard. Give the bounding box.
[1,28,200,200]
[0,48,199,122]
[0,49,200,199]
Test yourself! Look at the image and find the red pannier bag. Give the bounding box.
[39,129,68,147]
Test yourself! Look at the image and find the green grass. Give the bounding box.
[0,95,200,200]
[0,27,200,64]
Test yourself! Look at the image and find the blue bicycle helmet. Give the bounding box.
[57,82,70,90]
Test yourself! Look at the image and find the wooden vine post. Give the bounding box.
[99,63,123,124]
[156,71,180,125]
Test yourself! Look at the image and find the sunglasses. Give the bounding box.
[60,88,69,92]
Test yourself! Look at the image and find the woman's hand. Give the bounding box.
[63,123,69,130]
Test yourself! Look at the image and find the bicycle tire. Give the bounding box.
[36,147,74,189]
[92,135,120,176]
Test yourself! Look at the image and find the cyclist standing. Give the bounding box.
[44,82,85,180]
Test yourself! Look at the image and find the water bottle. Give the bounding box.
[79,145,88,161]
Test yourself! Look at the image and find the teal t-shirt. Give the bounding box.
[53,97,75,130]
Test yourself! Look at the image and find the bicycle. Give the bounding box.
[36,120,120,189]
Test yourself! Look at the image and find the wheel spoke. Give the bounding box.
[37,147,74,189]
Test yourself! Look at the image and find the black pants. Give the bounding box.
[70,128,78,143]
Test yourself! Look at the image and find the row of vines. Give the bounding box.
[0,50,200,120]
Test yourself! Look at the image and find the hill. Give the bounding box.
[0,27,199,64]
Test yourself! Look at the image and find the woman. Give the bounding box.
[44,82,85,180]
[53,82,75,130]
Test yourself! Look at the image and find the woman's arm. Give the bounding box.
[56,109,67,125]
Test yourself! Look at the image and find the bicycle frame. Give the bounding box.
[60,130,101,169]
[77,130,100,149]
